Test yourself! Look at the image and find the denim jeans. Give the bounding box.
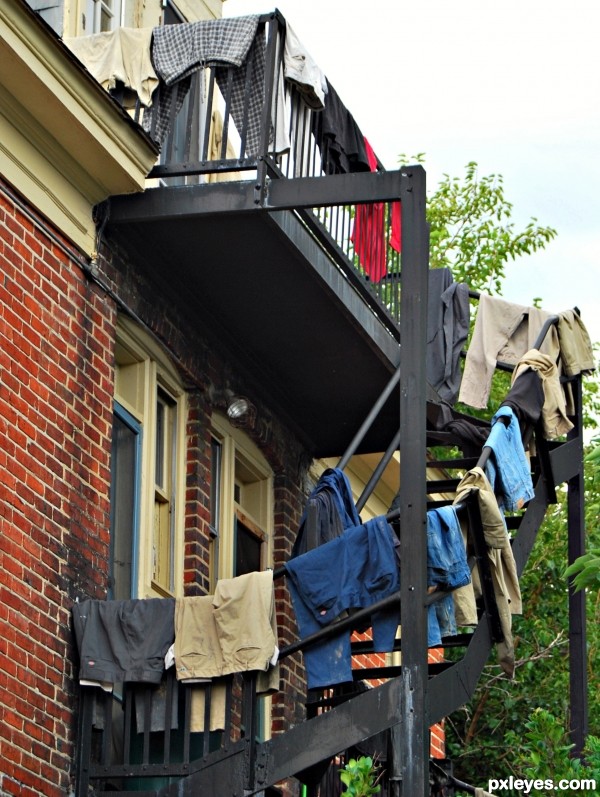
[428,595,457,647]
[292,467,362,557]
[285,517,400,689]
[485,405,534,511]
[426,506,470,646]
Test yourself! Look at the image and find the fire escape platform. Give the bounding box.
[107,178,405,458]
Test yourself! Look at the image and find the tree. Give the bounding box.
[505,709,600,796]
[566,445,600,593]
[400,157,558,293]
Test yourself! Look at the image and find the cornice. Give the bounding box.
[0,0,158,253]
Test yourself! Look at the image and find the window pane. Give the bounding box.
[110,411,140,600]
[235,519,262,577]
[153,390,177,594]
[155,397,165,487]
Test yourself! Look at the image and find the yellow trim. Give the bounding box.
[211,414,273,582]
[169,0,224,22]
[1,0,157,255]
[114,318,187,598]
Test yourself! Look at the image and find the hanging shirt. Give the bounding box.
[350,137,401,283]
[459,294,559,409]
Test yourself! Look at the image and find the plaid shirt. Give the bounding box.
[143,15,265,156]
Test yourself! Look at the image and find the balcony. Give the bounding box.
[102,11,432,458]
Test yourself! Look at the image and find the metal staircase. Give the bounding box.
[75,167,588,797]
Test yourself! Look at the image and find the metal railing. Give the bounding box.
[123,12,404,326]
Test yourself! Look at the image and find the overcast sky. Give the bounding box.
[223,0,600,350]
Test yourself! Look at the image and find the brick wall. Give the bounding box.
[0,180,115,795]
[98,235,312,796]
[0,179,443,796]
[429,647,446,758]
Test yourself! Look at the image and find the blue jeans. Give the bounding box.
[292,467,362,557]
[428,596,457,646]
[426,506,470,646]
[485,405,534,511]
[285,517,400,689]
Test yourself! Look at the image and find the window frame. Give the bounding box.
[109,401,142,600]
[86,0,123,33]
[210,414,273,586]
[113,317,187,598]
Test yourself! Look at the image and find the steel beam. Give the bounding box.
[566,377,588,754]
[395,164,429,796]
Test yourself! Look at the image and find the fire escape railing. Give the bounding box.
[121,11,403,327]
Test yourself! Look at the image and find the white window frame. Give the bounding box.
[86,0,123,33]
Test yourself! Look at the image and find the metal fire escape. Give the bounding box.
[73,11,589,797]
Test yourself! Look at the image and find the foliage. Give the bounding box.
[339,756,381,796]
[566,547,600,593]
[398,157,557,293]
[446,438,600,784]
[504,709,600,795]
[566,444,600,593]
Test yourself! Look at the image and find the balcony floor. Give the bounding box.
[107,182,403,457]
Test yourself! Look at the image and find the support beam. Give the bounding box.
[566,377,588,755]
[395,164,429,796]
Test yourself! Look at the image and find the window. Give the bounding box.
[210,415,273,586]
[86,0,122,32]
[210,414,273,741]
[111,317,186,598]
[109,404,141,600]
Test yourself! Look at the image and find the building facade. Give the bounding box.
[0,1,590,796]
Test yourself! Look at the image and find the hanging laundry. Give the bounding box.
[427,268,470,404]
[557,309,596,377]
[311,79,370,175]
[292,467,361,557]
[285,517,400,689]
[174,571,279,732]
[500,367,545,433]
[426,506,471,647]
[511,350,573,439]
[427,401,490,459]
[283,24,327,110]
[452,467,522,677]
[459,294,560,409]
[65,27,158,109]
[484,406,535,512]
[72,598,175,688]
[350,137,402,283]
[144,16,266,153]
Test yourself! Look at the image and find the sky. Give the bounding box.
[223,0,600,353]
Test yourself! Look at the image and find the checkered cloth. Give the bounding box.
[143,15,266,156]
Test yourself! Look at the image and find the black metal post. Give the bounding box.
[74,687,94,797]
[337,365,401,471]
[394,165,429,797]
[566,375,588,755]
[254,14,280,208]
